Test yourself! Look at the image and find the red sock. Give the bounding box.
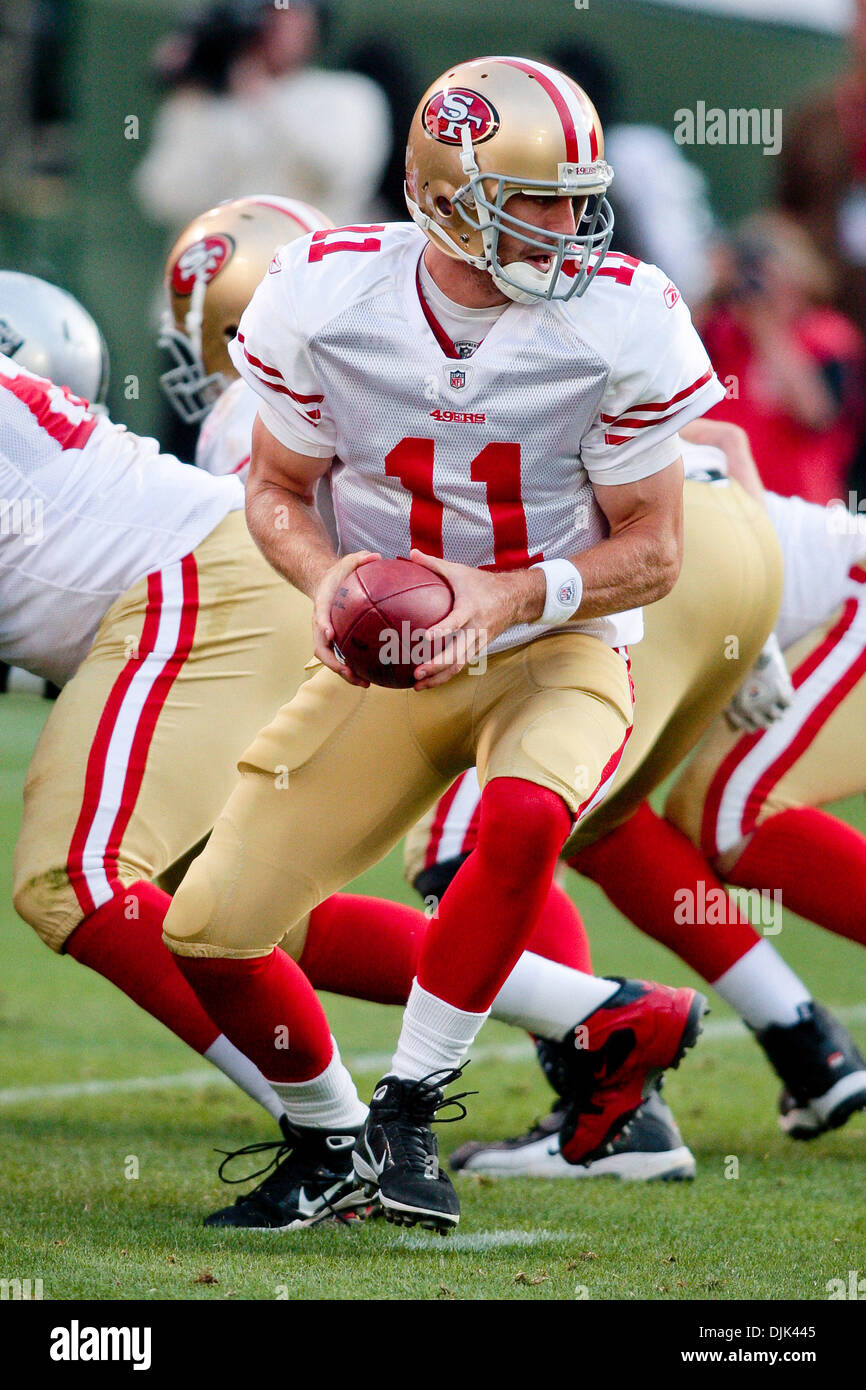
[300,878,590,1007]
[527,881,592,971]
[174,949,333,1082]
[727,807,866,947]
[417,778,572,1012]
[66,881,219,1054]
[300,895,427,1004]
[570,802,761,984]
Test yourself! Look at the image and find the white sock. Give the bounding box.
[713,940,812,1029]
[204,1034,284,1123]
[269,1038,368,1131]
[492,952,619,1039]
[391,979,488,1081]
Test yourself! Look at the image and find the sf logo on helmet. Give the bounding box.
[423,88,500,145]
[172,235,235,296]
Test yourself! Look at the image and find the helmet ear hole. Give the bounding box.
[435,195,454,218]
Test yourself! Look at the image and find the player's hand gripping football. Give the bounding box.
[313,549,382,685]
[408,549,545,690]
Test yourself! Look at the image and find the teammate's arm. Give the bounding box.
[245,415,380,683]
[414,458,684,689]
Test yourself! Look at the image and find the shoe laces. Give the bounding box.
[377,1067,476,1173]
[213,1129,356,1224]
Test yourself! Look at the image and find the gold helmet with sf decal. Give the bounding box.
[160,195,333,424]
[405,55,614,304]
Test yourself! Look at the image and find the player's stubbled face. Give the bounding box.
[497,194,582,271]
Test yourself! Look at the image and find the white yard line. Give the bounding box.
[2,1006,866,1108]
[384,1228,575,1251]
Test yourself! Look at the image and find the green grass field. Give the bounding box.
[2,691,865,1302]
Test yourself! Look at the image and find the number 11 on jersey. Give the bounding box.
[384,437,543,570]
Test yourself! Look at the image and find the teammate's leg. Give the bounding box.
[725,808,866,948]
[571,802,812,1030]
[665,600,866,1133]
[12,515,314,1119]
[667,586,866,951]
[65,880,280,1116]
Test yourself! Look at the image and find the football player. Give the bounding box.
[662,422,866,1137]
[162,55,736,1232]
[158,194,333,468]
[154,196,714,1219]
[0,265,390,1227]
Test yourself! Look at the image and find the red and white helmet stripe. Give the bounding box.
[496,56,599,167]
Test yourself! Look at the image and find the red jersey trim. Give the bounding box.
[600,369,714,426]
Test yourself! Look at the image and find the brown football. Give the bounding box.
[330,558,454,688]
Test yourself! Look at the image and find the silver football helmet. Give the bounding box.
[0,271,109,404]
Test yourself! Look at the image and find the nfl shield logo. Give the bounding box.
[449,368,466,389]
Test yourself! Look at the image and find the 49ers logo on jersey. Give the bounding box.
[423,89,500,145]
[171,235,235,296]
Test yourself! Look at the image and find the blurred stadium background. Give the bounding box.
[0,0,848,442]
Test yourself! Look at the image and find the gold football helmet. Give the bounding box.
[160,195,333,424]
[405,56,614,303]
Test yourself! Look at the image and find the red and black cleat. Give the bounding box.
[558,978,707,1165]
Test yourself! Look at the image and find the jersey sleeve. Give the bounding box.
[227,245,338,459]
[581,268,724,485]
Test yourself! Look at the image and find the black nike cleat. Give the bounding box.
[352,1069,472,1232]
[755,1002,866,1139]
[204,1115,375,1229]
[449,1088,696,1181]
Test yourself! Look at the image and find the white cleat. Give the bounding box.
[449,1089,696,1182]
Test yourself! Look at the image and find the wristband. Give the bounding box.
[530,558,583,625]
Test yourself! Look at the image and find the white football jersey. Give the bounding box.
[193,377,340,548]
[0,355,243,686]
[229,222,723,653]
[681,439,866,652]
[195,378,257,482]
[764,490,866,653]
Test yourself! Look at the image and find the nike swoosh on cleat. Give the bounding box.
[296,1180,349,1219]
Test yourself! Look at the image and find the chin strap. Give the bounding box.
[184,272,208,363]
[459,126,533,301]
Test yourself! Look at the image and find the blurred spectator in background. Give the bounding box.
[344,38,418,220]
[700,212,866,505]
[0,1,71,197]
[780,0,866,341]
[552,42,717,310]
[133,0,391,233]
